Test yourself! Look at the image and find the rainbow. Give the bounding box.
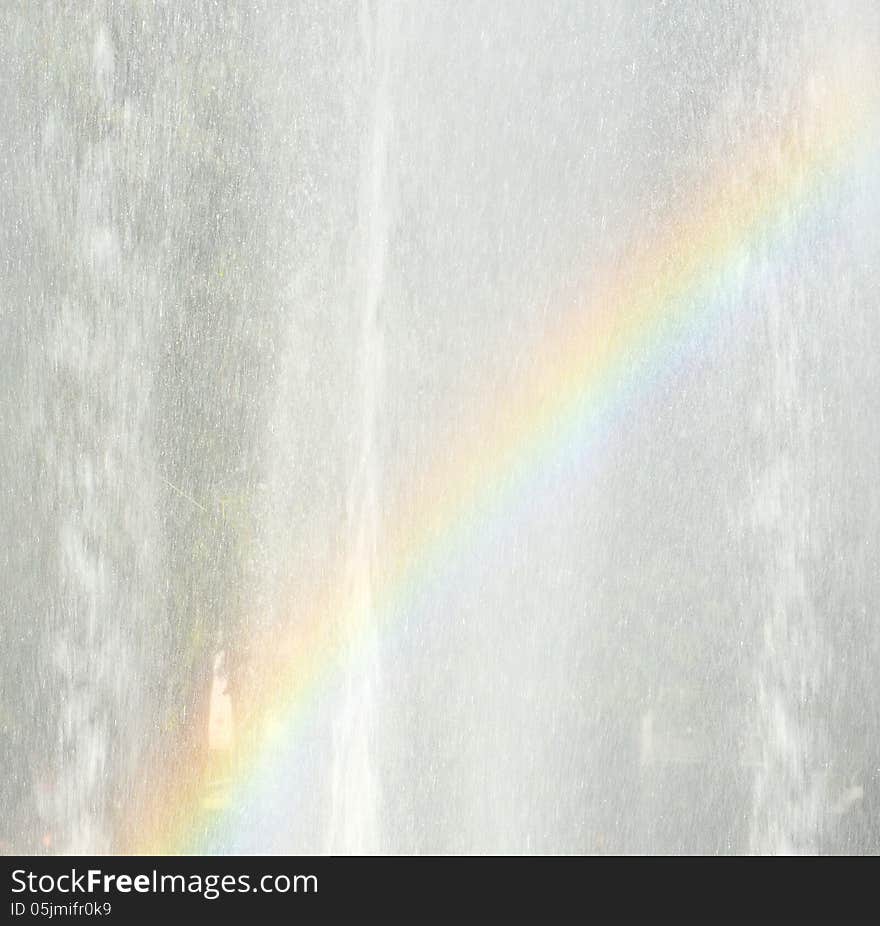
[133,61,878,854]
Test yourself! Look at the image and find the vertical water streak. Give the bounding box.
[327,0,395,854]
[749,267,827,854]
[29,10,160,853]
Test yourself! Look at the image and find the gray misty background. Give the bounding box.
[1,1,879,855]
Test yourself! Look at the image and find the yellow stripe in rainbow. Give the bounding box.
[134,65,878,855]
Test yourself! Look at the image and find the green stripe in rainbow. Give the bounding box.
[132,66,879,855]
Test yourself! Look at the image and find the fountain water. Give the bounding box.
[1,1,879,856]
